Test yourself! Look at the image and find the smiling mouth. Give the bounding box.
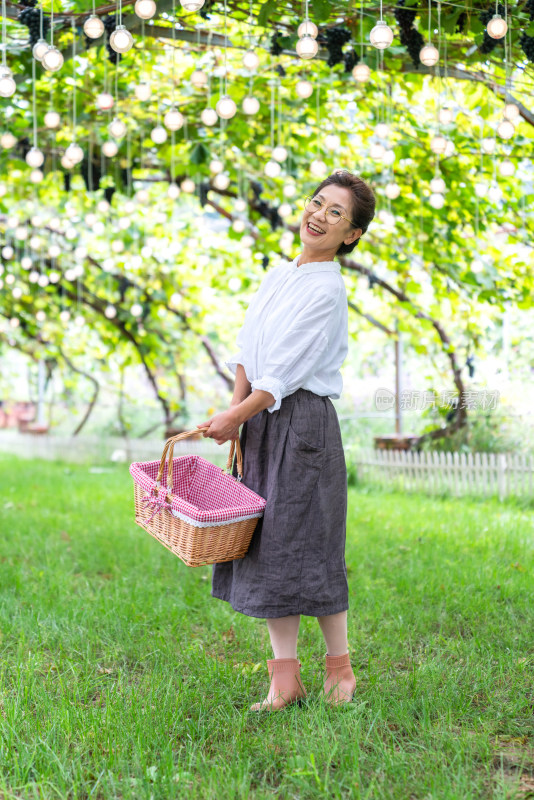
[306,221,326,234]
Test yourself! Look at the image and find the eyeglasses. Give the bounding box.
[301,195,356,227]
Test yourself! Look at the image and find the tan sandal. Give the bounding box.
[323,652,356,705]
[249,657,307,712]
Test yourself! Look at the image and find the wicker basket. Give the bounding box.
[129,428,266,567]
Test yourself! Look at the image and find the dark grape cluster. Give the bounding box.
[18,6,49,47]
[394,0,417,29]
[270,30,283,55]
[526,0,534,21]
[324,26,351,67]
[520,31,534,62]
[102,14,122,64]
[478,4,504,54]
[274,63,286,77]
[344,48,360,72]
[456,11,467,33]
[394,0,425,67]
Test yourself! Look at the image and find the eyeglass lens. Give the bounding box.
[304,197,342,224]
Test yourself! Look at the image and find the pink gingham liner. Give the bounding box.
[129,454,266,527]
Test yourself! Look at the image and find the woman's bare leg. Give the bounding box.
[250,615,304,710]
[317,611,356,703]
[266,614,301,658]
[317,610,349,656]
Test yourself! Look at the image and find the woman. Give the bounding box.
[197,169,376,711]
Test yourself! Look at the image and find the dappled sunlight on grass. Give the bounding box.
[0,453,533,799]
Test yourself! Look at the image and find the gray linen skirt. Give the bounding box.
[211,388,349,618]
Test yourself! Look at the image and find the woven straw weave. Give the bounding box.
[129,429,266,567]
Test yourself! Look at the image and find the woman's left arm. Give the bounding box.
[197,389,275,445]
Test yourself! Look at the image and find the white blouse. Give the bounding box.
[225,253,349,413]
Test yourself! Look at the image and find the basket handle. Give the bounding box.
[155,428,243,501]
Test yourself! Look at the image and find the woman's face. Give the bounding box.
[299,184,362,254]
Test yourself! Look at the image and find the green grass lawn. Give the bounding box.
[0,452,533,800]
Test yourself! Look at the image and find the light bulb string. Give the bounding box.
[360,0,364,59]
[248,0,254,46]
[223,0,227,96]
[269,81,274,151]
[39,3,43,39]
[277,78,282,145]
[32,56,37,148]
[305,0,309,24]
[315,82,320,159]
[503,0,509,95]
[89,133,94,191]
[2,0,8,65]
[171,129,175,181]
[379,0,384,22]
[72,18,76,142]
[428,0,431,44]
[171,0,176,104]
[118,0,122,29]
[126,129,131,193]
[114,58,119,111]
[50,0,54,47]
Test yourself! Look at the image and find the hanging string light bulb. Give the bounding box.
[504,102,519,121]
[135,0,156,20]
[487,0,507,38]
[164,0,185,131]
[191,68,208,87]
[369,0,394,49]
[109,0,134,54]
[296,0,319,58]
[499,158,514,176]
[0,0,16,95]
[44,85,60,128]
[352,0,369,80]
[108,59,127,139]
[96,56,114,111]
[201,74,218,125]
[41,0,64,72]
[242,73,260,114]
[215,0,236,119]
[296,34,318,58]
[33,5,49,60]
[298,20,318,38]
[26,59,45,168]
[84,0,105,40]
[420,0,439,66]
[243,5,260,71]
[64,22,83,165]
[179,0,205,11]
[295,79,313,98]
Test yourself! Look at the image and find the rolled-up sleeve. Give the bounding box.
[251,287,341,413]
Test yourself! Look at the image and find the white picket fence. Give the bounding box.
[351,447,534,501]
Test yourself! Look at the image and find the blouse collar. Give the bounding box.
[288,253,340,274]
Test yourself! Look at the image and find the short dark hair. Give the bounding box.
[311,169,376,256]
